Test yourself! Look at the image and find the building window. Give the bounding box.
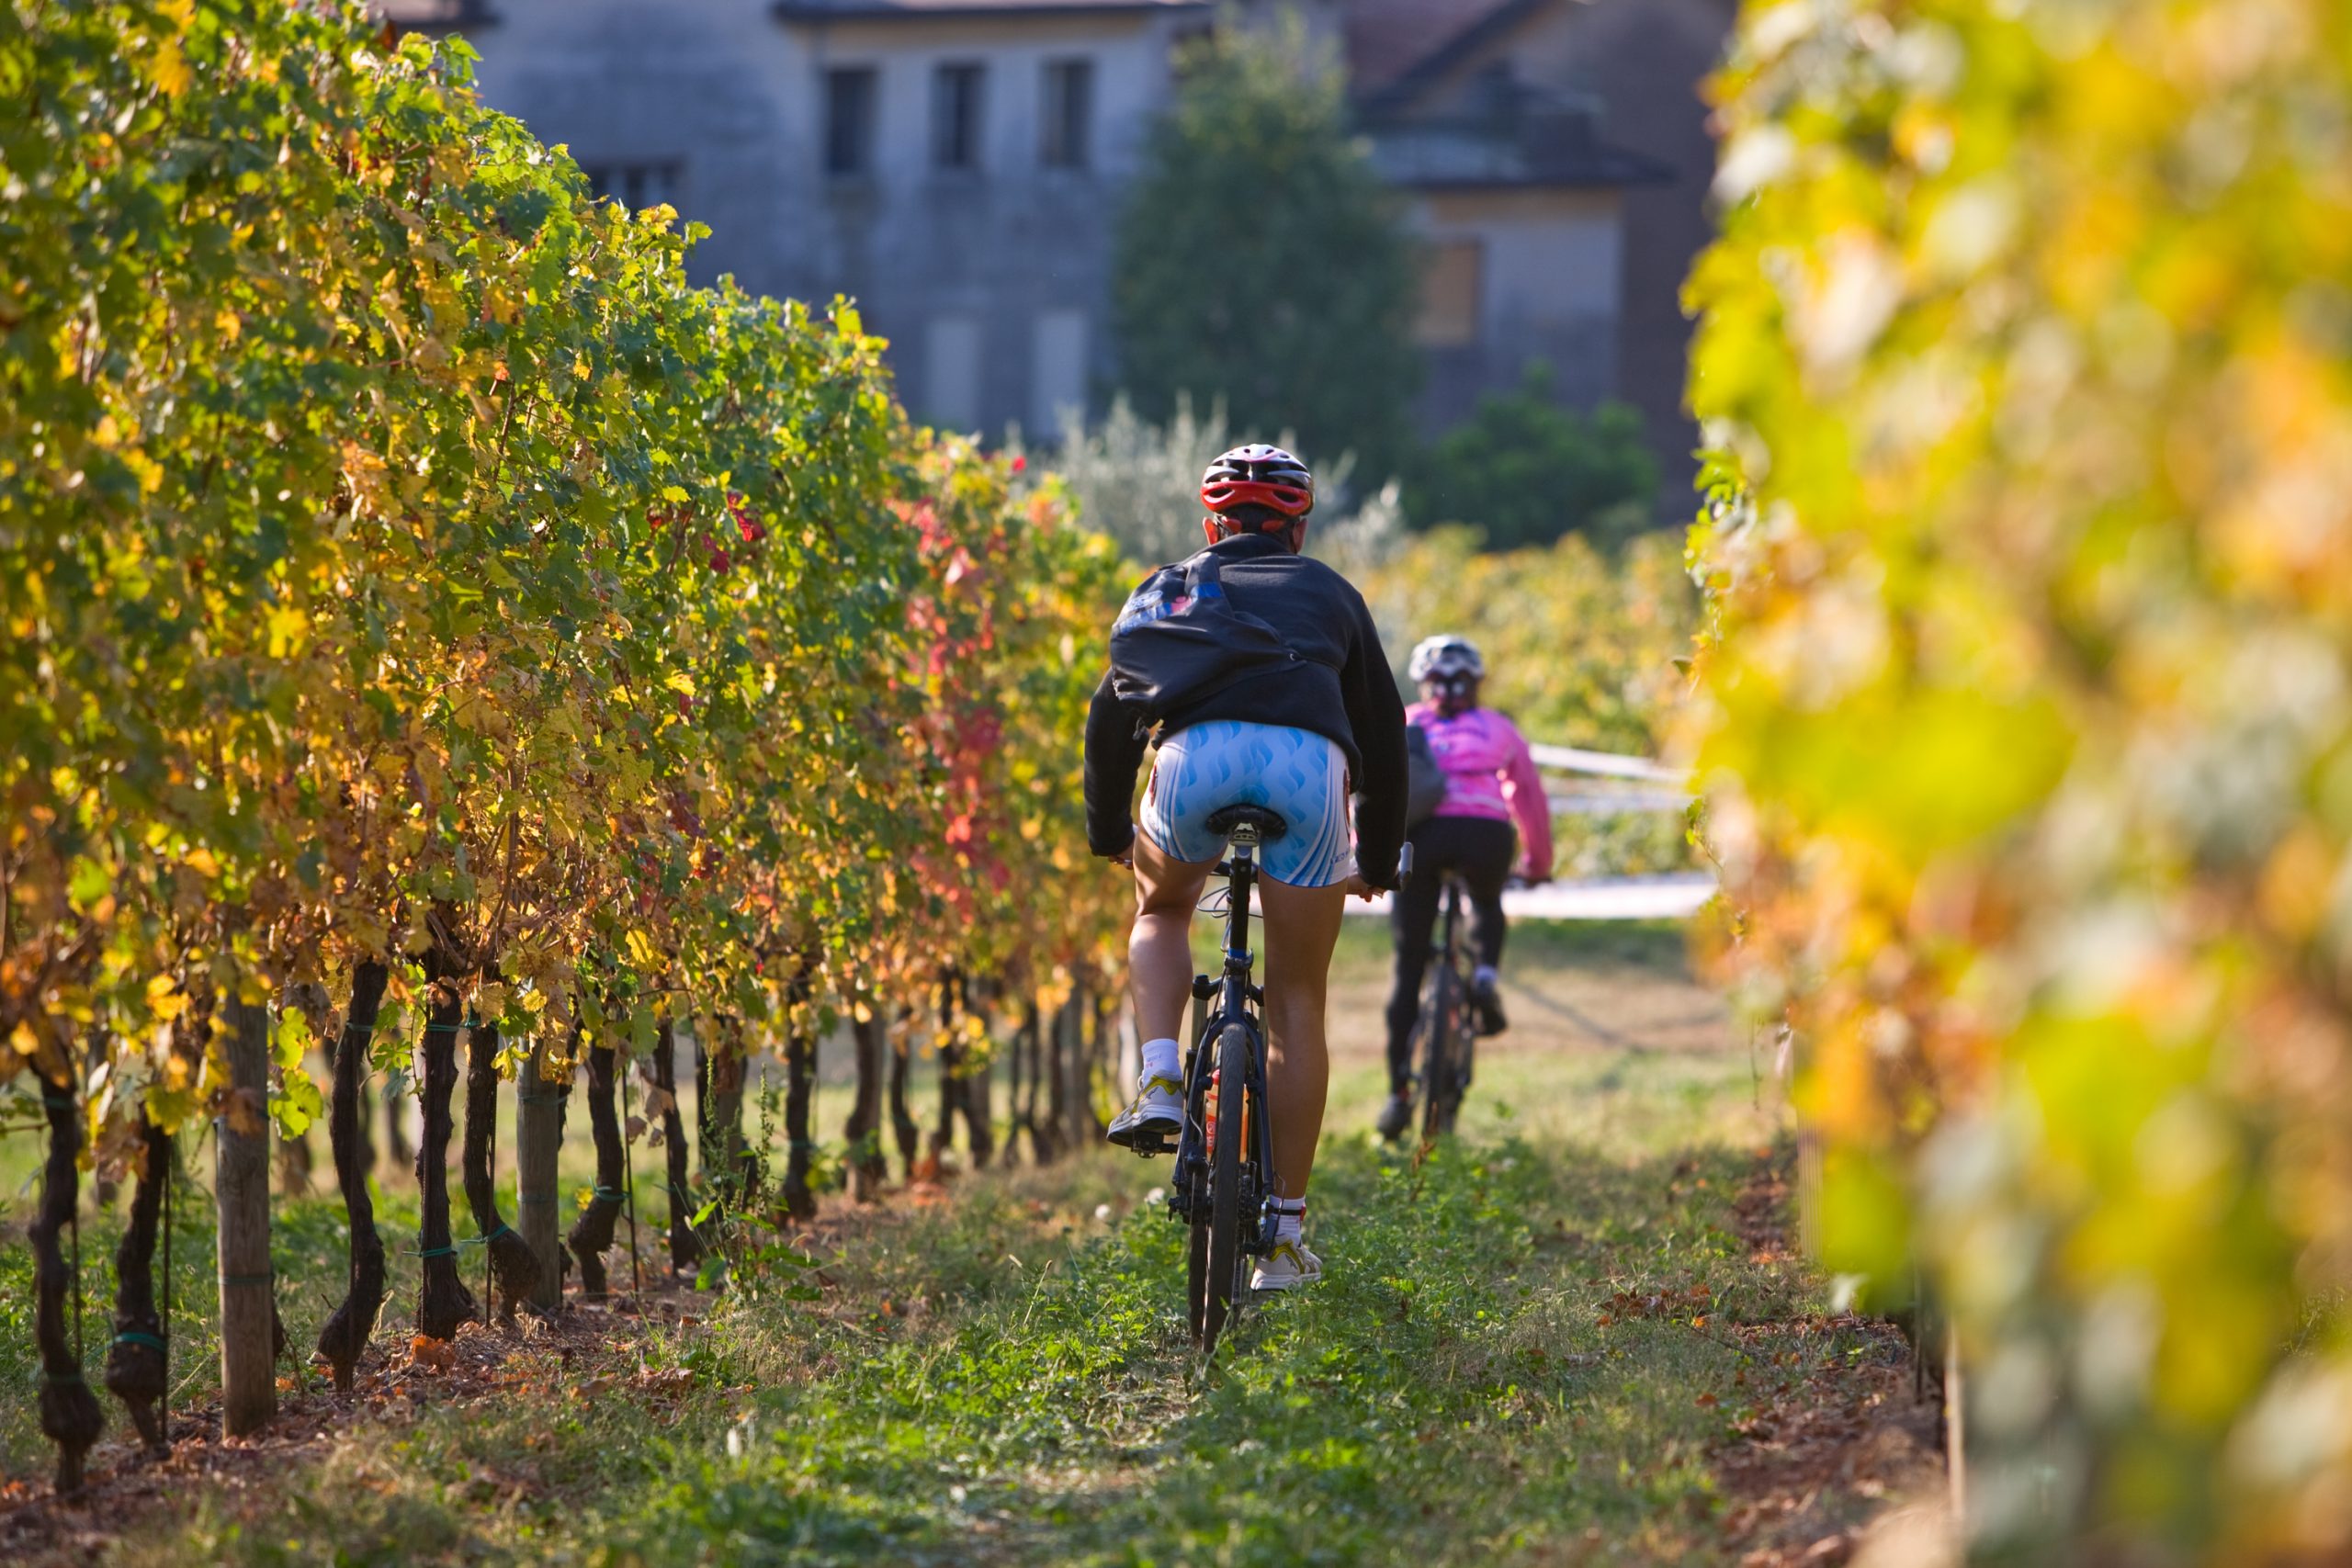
[1040,58,1093,170]
[1031,308,1089,435]
[825,65,877,177]
[1416,239,1484,347]
[924,316,983,433]
[582,161,684,215]
[933,62,986,172]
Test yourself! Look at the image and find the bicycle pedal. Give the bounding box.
[1127,1131,1175,1157]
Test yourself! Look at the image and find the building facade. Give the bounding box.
[389,0,1729,490]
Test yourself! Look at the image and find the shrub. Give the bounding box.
[1404,366,1659,551]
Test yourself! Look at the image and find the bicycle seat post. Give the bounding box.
[1222,828,1257,977]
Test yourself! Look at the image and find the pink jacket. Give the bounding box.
[1408,702,1554,877]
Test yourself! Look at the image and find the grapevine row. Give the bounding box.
[1,0,1129,1491]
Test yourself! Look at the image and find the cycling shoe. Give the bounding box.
[1470,975,1508,1037]
[1107,1074,1183,1153]
[1250,1240,1323,1292]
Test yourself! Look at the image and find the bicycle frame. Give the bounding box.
[1434,875,1465,976]
[1165,827,1277,1257]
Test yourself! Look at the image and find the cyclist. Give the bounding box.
[1375,635,1552,1141]
[1085,445,1408,1292]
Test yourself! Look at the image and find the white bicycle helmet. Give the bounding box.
[1408,635,1485,683]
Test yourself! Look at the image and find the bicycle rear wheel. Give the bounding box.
[1435,988,1474,1134]
[1420,961,1460,1141]
[1201,1021,1251,1356]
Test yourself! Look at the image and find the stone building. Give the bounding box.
[385,0,1730,491]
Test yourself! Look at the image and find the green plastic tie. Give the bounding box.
[44,1370,85,1386]
[593,1185,627,1202]
[487,1223,514,1241]
[422,1021,464,1033]
[413,1244,458,1259]
[113,1331,168,1351]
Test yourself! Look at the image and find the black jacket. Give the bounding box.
[1082,532,1410,886]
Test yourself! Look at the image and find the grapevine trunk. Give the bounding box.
[462,1015,538,1318]
[318,959,390,1389]
[413,968,478,1339]
[31,1075,103,1493]
[567,1043,626,1300]
[104,1111,172,1447]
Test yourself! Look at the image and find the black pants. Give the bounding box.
[1385,815,1515,1093]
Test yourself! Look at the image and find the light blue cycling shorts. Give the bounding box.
[1138,719,1357,887]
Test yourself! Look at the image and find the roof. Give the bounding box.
[1370,122,1670,190]
[773,0,1204,19]
[1345,0,1534,98]
[1366,92,1672,191]
[1361,0,1558,115]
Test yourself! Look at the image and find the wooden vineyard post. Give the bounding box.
[1947,1323,1967,1526]
[217,994,277,1438]
[514,1031,571,1314]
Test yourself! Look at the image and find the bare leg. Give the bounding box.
[1257,873,1349,1201]
[1128,834,1217,1049]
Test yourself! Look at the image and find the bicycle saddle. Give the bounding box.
[1204,804,1289,842]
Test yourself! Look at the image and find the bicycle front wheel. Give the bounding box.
[1202,1021,1251,1356]
[1186,1212,1210,1348]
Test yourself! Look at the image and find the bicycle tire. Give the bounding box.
[1420,960,1458,1142]
[1186,1212,1210,1348]
[1438,988,1474,1134]
[1201,1021,1251,1356]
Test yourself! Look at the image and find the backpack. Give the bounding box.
[1405,723,1448,827]
[1107,548,1302,722]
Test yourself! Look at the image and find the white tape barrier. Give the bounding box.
[1337,874,1718,921]
[1526,742,1690,789]
[1546,790,1690,817]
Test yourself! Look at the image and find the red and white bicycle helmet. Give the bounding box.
[1200,445,1315,549]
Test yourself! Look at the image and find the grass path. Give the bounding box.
[1,924,1945,1563]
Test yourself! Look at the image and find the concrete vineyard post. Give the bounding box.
[515,1033,570,1314]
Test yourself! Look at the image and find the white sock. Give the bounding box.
[1473,964,1498,988]
[1139,1037,1181,1092]
[1272,1197,1306,1245]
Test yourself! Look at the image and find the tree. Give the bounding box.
[1110,24,1419,470]
[1403,365,1658,550]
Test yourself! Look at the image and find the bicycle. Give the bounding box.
[1121,804,1283,1354]
[1125,810,1412,1354]
[1404,873,1479,1142]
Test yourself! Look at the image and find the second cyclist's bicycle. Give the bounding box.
[1404,873,1479,1142]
